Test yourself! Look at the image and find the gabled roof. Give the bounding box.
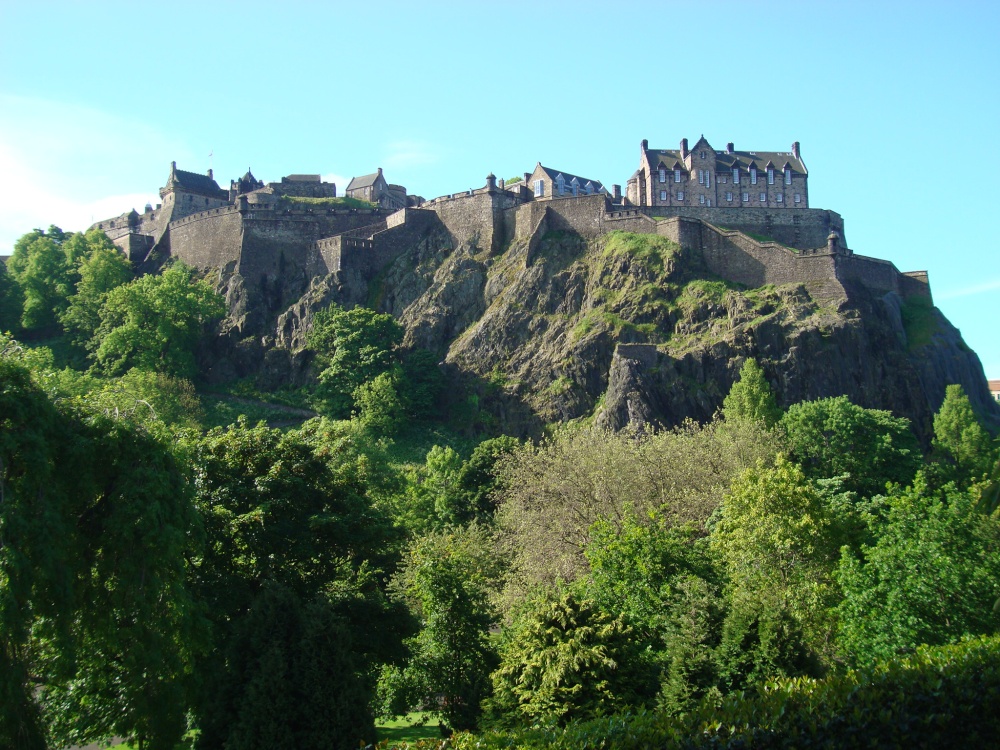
[645,147,807,175]
[537,164,607,193]
[169,166,224,196]
[346,171,384,191]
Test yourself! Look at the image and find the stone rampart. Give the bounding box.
[166,207,244,271]
[633,205,845,250]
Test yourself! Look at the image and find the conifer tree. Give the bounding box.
[722,358,782,427]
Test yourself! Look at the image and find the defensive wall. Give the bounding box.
[309,208,445,279]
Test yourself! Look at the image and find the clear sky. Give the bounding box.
[1,0,997,377]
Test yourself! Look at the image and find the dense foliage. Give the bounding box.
[1,225,998,748]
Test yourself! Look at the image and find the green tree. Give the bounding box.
[60,230,133,348]
[780,396,921,498]
[711,457,839,674]
[0,357,202,750]
[0,261,24,333]
[380,526,501,732]
[307,303,404,417]
[836,480,1000,665]
[931,384,996,487]
[353,367,406,432]
[487,588,654,727]
[722,358,782,427]
[188,420,402,749]
[7,227,73,332]
[92,263,224,378]
[454,435,520,524]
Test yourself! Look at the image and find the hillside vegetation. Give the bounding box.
[1,224,999,749]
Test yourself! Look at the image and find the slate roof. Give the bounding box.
[346,172,383,191]
[646,148,807,175]
[172,168,224,195]
[538,165,607,193]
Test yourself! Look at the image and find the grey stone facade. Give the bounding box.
[627,136,809,211]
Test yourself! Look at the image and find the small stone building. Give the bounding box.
[345,168,410,209]
[627,136,808,210]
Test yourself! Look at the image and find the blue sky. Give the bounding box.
[1,0,997,377]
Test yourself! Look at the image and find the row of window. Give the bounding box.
[658,190,803,204]
[659,166,795,186]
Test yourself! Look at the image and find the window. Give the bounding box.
[700,150,706,159]
[726,191,733,201]
[659,168,666,183]
[699,194,706,204]
[534,180,544,197]
[677,190,685,201]
[698,169,705,185]
[659,190,667,201]
[767,168,774,184]
[742,192,749,202]
[760,192,767,202]
[784,168,792,185]
[732,168,740,184]
[776,193,783,202]
[674,168,682,183]
[721,176,727,184]
[794,193,801,203]
[705,170,711,187]
[750,168,757,184]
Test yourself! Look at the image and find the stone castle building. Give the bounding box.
[627,136,808,210]
[87,137,931,349]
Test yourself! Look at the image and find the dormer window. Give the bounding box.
[750,168,757,185]
[767,167,775,185]
[674,168,681,183]
[784,168,792,185]
[658,168,666,183]
[732,168,740,184]
[534,180,544,197]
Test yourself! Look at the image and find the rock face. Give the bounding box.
[214,213,998,439]
[267,226,993,439]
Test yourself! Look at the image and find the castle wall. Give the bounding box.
[633,206,844,250]
[425,189,516,253]
[166,205,244,270]
[697,222,847,300]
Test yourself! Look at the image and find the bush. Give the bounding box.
[417,636,1000,749]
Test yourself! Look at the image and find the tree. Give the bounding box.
[487,588,654,727]
[307,303,404,418]
[60,230,133,348]
[711,457,840,674]
[92,262,224,378]
[931,384,996,486]
[0,261,24,333]
[188,420,402,749]
[379,526,501,732]
[353,367,406,433]
[780,396,922,498]
[836,480,1000,665]
[7,227,73,332]
[0,357,202,750]
[722,358,782,427]
[495,421,781,601]
[454,435,520,524]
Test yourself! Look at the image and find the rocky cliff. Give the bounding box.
[224,224,998,440]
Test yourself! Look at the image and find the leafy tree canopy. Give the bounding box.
[92,262,224,378]
[780,395,921,498]
[931,384,997,486]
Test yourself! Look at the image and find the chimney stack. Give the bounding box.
[680,138,689,158]
[207,168,213,179]
[792,141,801,160]
[641,138,648,150]
[726,142,734,154]
[612,184,621,201]
[524,172,531,184]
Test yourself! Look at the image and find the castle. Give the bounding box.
[89,136,930,340]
